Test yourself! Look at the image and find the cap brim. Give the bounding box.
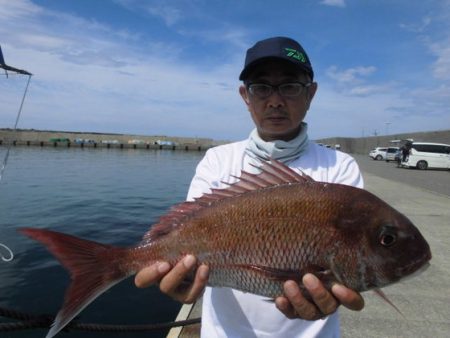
[239,57,313,81]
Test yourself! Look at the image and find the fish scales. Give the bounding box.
[128,182,376,296]
[20,160,431,338]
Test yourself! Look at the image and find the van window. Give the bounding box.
[412,144,448,154]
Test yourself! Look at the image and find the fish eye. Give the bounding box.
[380,232,397,247]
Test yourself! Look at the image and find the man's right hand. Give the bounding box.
[134,255,209,304]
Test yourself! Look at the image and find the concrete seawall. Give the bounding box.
[0,129,226,151]
[0,139,210,151]
[316,129,450,154]
[1,128,448,154]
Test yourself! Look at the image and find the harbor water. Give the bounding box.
[0,146,205,338]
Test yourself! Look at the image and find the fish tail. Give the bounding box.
[20,227,133,338]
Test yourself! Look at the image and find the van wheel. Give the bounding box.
[417,161,428,170]
[376,155,382,160]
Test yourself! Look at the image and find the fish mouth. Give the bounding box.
[395,250,432,277]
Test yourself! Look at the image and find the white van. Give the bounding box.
[402,142,450,170]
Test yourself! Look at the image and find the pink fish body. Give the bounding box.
[21,160,431,338]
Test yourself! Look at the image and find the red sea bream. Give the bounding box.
[21,160,431,338]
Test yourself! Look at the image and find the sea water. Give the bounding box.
[0,146,206,338]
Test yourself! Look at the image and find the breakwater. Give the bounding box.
[1,139,208,151]
[0,129,225,151]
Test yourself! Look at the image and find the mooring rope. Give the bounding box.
[0,306,201,333]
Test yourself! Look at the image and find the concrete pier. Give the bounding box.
[170,156,450,338]
[0,129,223,151]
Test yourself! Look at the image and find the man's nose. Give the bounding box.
[267,90,285,108]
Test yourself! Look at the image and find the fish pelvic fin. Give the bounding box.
[373,288,405,318]
[20,227,131,338]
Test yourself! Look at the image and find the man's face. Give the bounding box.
[239,60,317,142]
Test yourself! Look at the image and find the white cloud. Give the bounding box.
[0,0,42,19]
[424,34,450,82]
[309,83,448,139]
[326,65,377,84]
[145,4,182,27]
[320,0,346,8]
[115,0,183,27]
[399,16,431,33]
[348,85,387,96]
[324,65,384,96]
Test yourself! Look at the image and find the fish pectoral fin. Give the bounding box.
[233,264,330,282]
[233,264,336,287]
[373,288,405,318]
[233,264,302,282]
[262,298,276,303]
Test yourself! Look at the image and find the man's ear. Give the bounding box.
[239,85,250,105]
[304,82,318,110]
[307,82,318,103]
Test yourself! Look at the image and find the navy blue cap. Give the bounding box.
[239,37,314,81]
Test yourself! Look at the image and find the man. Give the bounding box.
[135,36,365,337]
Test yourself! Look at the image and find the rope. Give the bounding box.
[0,306,201,333]
[0,74,32,184]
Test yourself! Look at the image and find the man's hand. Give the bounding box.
[134,255,209,304]
[275,273,364,320]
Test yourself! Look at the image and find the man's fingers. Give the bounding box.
[332,284,364,311]
[182,264,209,304]
[135,262,171,288]
[159,255,197,295]
[275,296,297,319]
[282,280,321,320]
[303,274,338,315]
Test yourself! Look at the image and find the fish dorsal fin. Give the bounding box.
[142,159,313,242]
[203,159,313,204]
[142,202,203,242]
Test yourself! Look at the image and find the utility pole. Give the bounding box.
[385,122,391,136]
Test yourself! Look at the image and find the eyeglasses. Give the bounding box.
[247,82,312,99]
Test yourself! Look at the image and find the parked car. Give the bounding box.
[385,147,400,162]
[402,142,450,170]
[369,147,387,160]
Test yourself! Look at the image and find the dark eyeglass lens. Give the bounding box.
[251,85,271,97]
[279,84,301,96]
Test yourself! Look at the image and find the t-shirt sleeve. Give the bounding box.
[186,149,221,201]
[335,154,364,189]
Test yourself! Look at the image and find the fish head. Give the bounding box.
[359,206,432,290]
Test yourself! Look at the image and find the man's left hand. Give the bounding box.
[275,273,364,320]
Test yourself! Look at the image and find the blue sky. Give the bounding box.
[1,0,449,141]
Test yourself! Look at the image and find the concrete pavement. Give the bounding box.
[340,172,450,338]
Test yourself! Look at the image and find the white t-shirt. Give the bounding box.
[186,140,364,338]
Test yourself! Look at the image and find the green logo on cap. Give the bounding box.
[285,48,306,63]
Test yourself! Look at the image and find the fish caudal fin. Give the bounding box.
[20,227,131,338]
